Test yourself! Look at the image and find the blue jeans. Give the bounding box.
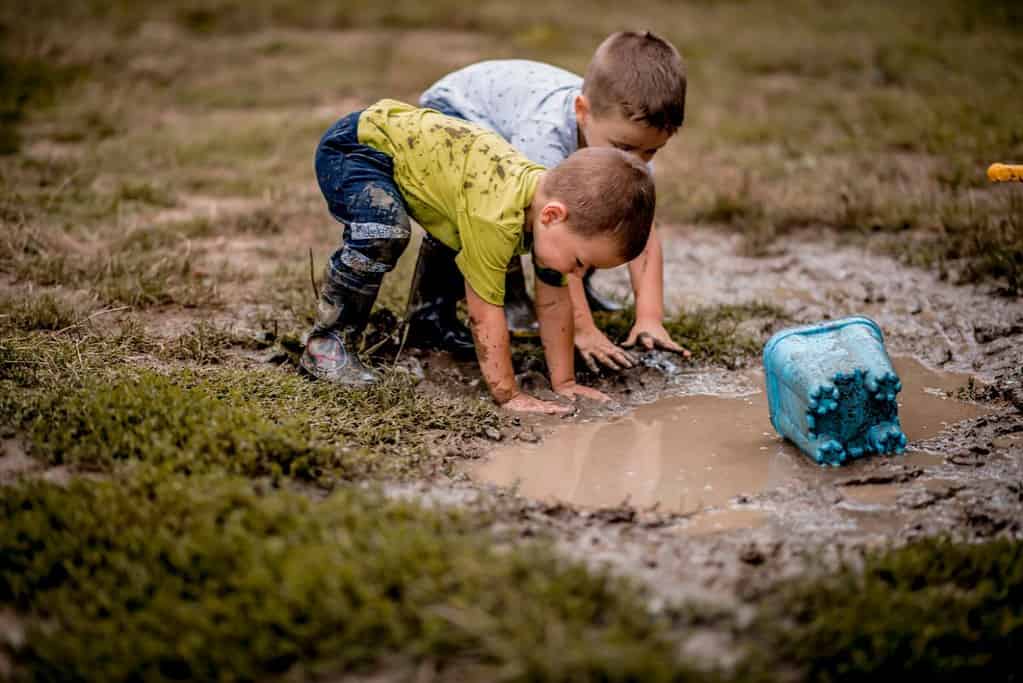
[315,111,411,298]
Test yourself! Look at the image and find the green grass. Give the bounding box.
[114,217,215,252]
[39,250,218,308]
[594,302,785,367]
[199,366,505,478]
[0,293,82,333]
[751,538,1023,680]
[2,221,223,308]
[2,327,506,481]
[114,180,177,207]
[1,3,1022,678]
[0,55,84,154]
[5,0,1023,292]
[162,320,242,364]
[0,322,152,389]
[25,371,339,481]
[895,188,1023,294]
[0,472,704,682]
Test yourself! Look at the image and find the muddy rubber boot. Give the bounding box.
[405,234,475,357]
[300,276,378,386]
[504,257,539,338]
[582,268,622,313]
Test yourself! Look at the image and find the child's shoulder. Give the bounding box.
[441,59,581,88]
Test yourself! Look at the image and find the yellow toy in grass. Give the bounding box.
[988,163,1023,182]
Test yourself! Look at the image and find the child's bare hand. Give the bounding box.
[575,325,637,372]
[554,381,612,403]
[624,320,691,357]
[502,393,573,415]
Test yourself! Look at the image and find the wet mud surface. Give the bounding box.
[412,225,1023,612]
[5,221,1020,667]
[470,357,992,517]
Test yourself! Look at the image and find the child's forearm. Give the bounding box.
[535,279,575,389]
[628,223,665,322]
[465,282,518,403]
[567,274,599,331]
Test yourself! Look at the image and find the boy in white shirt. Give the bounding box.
[410,31,690,371]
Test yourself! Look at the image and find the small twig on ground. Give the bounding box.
[43,170,82,211]
[362,334,392,357]
[53,306,131,336]
[308,249,320,301]
[392,320,409,366]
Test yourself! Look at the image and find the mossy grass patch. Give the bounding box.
[0,292,83,334]
[0,55,85,154]
[6,345,506,482]
[0,472,704,682]
[594,302,785,367]
[749,537,1023,680]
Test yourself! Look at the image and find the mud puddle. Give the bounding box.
[470,357,993,528]
[838,478,958,508]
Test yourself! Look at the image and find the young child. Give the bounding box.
[416,31,690,372]
[302,99,655,415]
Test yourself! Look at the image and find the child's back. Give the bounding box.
[422,60,582,169]
[351,99,544,305]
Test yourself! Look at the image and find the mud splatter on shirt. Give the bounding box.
[420,59,656,173]
[357,99,544,306]
[420,59,581,169]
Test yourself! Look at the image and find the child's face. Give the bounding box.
[533,209,627,277]
[575,95,672,163]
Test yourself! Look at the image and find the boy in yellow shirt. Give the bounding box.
[417,31,690,372]
[302,100,655,414]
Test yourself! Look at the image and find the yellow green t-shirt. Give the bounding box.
[357,99,544,306]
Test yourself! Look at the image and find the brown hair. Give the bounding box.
[582,31,687,134]
[544,147,655,262]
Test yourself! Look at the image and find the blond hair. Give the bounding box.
[583,31,687,134]
[544,147,655,261]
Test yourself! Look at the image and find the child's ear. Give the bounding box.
[540,200,568,226]
[574,94,590,126]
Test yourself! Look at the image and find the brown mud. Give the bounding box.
[470,357,992,518]
[5,195,1022,668]
[400,224,1023,616]
[8,208,1021,602]
[597,226,1023,381]
[272,221,1023,613]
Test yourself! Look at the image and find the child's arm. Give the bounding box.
[568,276,637,372]
[624,224,690,356]
[465,282,570,414]
[535,278,611,402]
[568,225,688,370]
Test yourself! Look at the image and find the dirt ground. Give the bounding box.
[397,221,1023,601]
[5,206,1020,676]
[2,2,1022,678]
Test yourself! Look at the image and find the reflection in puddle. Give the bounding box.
[471,357,992,527]
[895,358,990,439]
[475,388,797,514]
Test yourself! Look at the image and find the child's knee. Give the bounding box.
[341,219,410,276]
[351,183,408,228]
[360,231,410,269]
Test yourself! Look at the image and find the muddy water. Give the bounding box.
[470,357,992,521]
[839,477,958,508]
